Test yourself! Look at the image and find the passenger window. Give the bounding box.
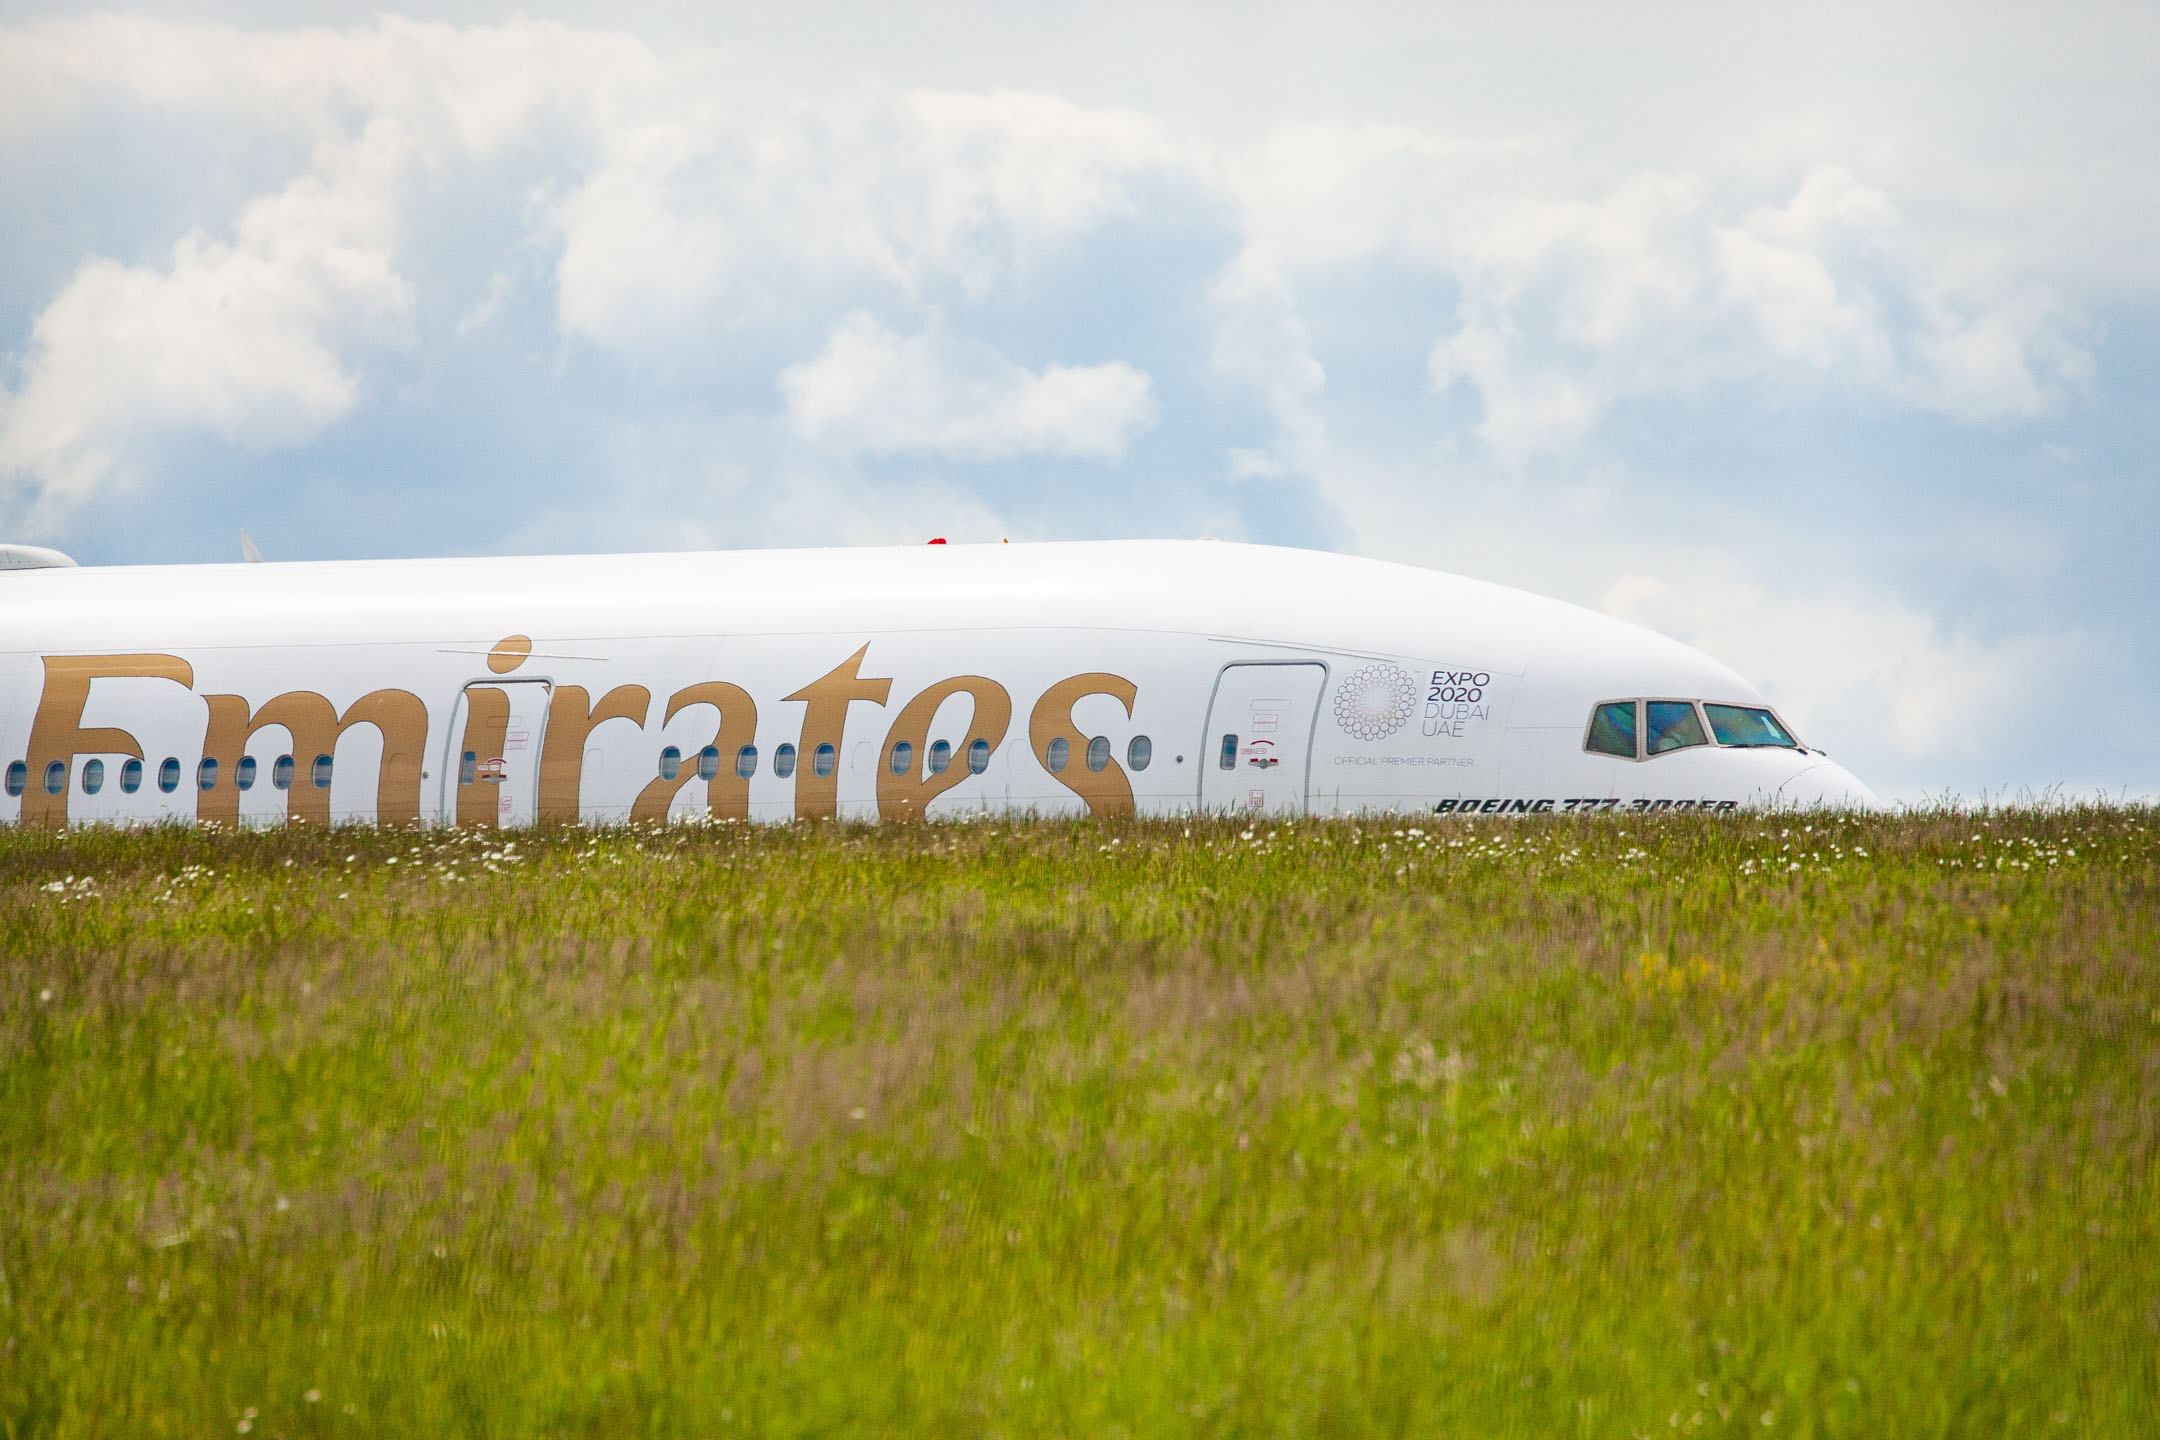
[698,746,721,782]
[888,740,913,776]
[158,758,180,794]
[1218,733,1237,770]
[1645,701,1709,755]
[1045,736,1069,773]
[44,760,66,795]
[658,745,682,781]
[1703,703,1799,749]
[927,739,952,776]
[197,758,218,791]
[311,754,334,789]
[1086,735,1112,772]
[1585,701,1638,759]
[736,745,758,780]
[967,738,991,774]
[5,760,26,797]
[120,758,143,793]
[460,750,477,786]
[236,756,257,791]
[774,743,797,779]
[82,759,105,795]
[1127,735,1152,771]
[812,742,836,778]
[273,755,295,790]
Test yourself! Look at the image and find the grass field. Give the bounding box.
[2,809,2156,1437]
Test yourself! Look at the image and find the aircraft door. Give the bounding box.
[1199,663,1328,816]
[443,680,552,828]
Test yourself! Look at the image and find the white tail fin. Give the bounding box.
[239,529,265,563]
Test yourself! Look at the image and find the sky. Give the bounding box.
[1,2,2155,802]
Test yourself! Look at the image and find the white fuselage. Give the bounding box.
[0,540,1874,829]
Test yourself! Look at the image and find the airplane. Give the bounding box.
[0,538,1876,830]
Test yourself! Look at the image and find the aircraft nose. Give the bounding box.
[1776,758,1880,811]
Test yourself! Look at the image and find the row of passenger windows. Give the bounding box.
[1585,699,1799,761]
[455,735,1157,786]
[3,755,335,798]
[10,732,1170,801]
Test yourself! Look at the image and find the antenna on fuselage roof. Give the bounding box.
[239,528,265,563]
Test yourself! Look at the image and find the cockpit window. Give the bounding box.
[1585,701,1638,758]
[1645,701,1709,755]
[1589,697,1803,760]
[1703,704,1799,749]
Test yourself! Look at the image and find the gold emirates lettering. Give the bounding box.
[454,686,513,829]
[784,645,893,820]
[19,644,1145,828]
[631,682,758,823]
[455,680,664,828]
[537,685,652,823]
[23,654,193,828]
[877,676,1011,822]
[202,689,428,826]
[1028,672,1138,817]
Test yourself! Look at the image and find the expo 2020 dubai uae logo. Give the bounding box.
[1333,663,1417,741]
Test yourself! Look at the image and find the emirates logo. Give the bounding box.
[1333,663,1416,741]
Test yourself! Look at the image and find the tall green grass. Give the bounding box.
[3,810,2155,1437]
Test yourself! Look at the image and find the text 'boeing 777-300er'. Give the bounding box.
[0,539,1876,829]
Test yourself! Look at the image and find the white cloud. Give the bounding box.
[1210,128,2100,465]
[778,313,1158,460]
[0,14,653,154]
[454,271,516,337]
[888,90,1181,288]
[0,11,1189,517]
[1209,252,1328,478]
[1712,168,1898,372]
[1406,165,2098,460]
[0,15,668,526]
[0,13,2122,522]
[1600,568,2067,767]
[543,86,1183,350]
[547,130,739,349]
[1320,441,2089,798]
[1,122,412,527]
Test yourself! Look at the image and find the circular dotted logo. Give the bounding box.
[1334,663,1417,742]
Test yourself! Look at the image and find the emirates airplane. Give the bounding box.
[0,539,1874,830]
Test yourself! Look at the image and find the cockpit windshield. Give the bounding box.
[1584,698,1804,760]
[1644,701,1709,755]
[1702,704,1799,749]
[1585,701,1637,758]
